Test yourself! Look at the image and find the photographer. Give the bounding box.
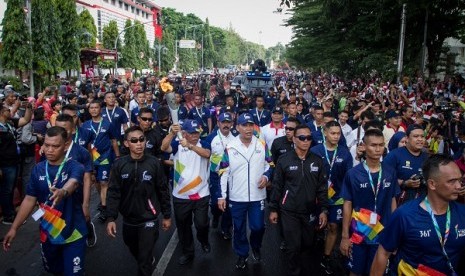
[383,124,429,206]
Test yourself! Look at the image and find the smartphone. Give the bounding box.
[50,85,57,91]
[411,174,420,181]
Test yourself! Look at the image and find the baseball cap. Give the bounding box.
[218,112,232,122]
[385,110,401,120]
[272,106,284,114]
[182,119,202,133]
[237,113,254,125]
[406,124,424,136]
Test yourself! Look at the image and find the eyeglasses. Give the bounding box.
[139,117,152,122]
[296,135,312,141]
[128,136,146,144]
[285,127,295,131]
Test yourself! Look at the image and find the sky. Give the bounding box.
[154,0,294,48]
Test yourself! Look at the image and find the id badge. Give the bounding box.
[369,212,377,225]
[32,208,45,221]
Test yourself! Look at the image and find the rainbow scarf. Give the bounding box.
[397,259,447,276]
[350,208,384,244]
[39,204,83,244]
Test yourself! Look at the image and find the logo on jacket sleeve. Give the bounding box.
[310,162,319,172]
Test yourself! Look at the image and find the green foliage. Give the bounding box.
[120,19,137,69]
[0,0,31,71]
[161,7,268,72]
[55,0,79,72]
[78,9,97,48]
[102,20,120,50]
[31,0,62,75]
[285,0,465,78]
[133,21,150,72]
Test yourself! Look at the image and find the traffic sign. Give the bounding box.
[179,39,196,49]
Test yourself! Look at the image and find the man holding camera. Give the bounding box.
[383,124,429,205]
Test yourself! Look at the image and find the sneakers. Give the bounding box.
[178,254,194,265]
[221,231,232,240]
[2,216,14,225]
[235,256,248,269]
[252,248,261,261]
[320,255,334,275]
[86,221,97,247]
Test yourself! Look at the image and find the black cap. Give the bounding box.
[406,124,424,136]
[272,106,283,114]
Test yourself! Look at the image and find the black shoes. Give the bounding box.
[2,216,14,225]
[252,248,261,261]
[222,231,232,240]
[178,254,194,265]
[235,256,248,269]
[86,221,97,247]
[320,255,334,275]
[201,243,211,253]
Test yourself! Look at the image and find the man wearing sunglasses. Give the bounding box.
[269,124,329,276]
[218,113,274,269]
[106,126,171,276]
[161,119,211,265]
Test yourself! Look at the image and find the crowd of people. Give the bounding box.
[1,71,465,276]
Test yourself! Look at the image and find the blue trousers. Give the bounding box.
[209,174,232,233]
[230,200,265,257]
[0,165,18,218]
[41,238,86,275]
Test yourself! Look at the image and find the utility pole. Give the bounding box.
[26,0,34,97]
[201,32,204,71]
[397,3,407,85]
[420,8,428,77]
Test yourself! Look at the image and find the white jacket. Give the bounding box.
[219,136,273,202]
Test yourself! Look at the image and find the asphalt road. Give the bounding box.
[0,189,342,276]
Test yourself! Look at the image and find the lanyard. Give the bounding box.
[424,197,456,275]
[362,161,382,213]
[255,108,264,122]
[323,143,338,178]
[106,107,116,123]
[0,122,14,136]
[73,127,79,143]
[90,119,103,136]
[45,144,71,189]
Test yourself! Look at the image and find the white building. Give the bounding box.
[76,0,163,48]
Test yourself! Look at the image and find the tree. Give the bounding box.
[133,21,150,74]
[55,0,80,77]
[102,20,120,50]
[285,0,465,78]
[77,9,97,48]
[120,19,137,70]
[202,18,217,69]
[0,0,31,73]
[31,0,61,77]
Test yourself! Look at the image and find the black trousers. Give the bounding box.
[122,220,159,276]
[173,196,210,256]
[281,210,316,276]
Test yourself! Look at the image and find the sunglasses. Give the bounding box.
[128,136,146,144]
[285,127,295,131]
[296,135,312,141]
[140,117,152,122]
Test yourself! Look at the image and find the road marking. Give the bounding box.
[152,229,178,276]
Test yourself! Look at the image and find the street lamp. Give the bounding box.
[184,24,204,71]
[154,43,167,72]
[114,20,158,77]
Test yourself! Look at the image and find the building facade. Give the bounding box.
[76,0,163,48]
